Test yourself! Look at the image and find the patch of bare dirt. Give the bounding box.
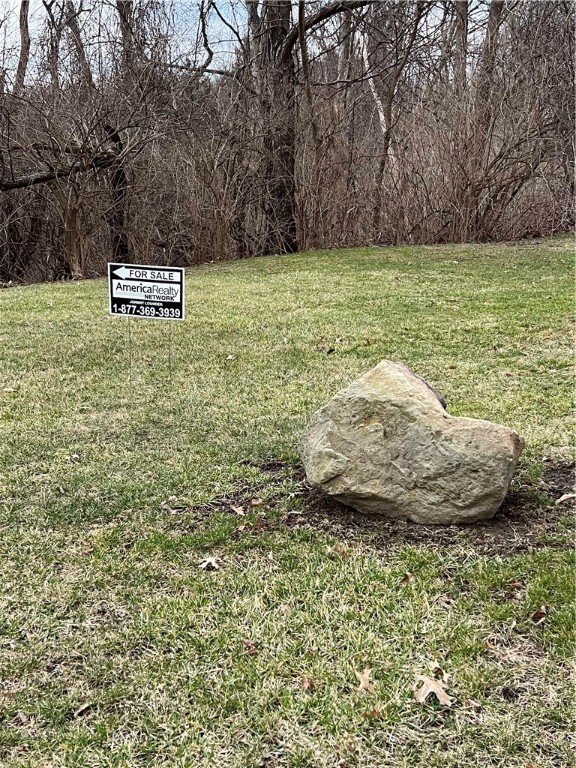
[288,459,575,556]
[175,458,575,556]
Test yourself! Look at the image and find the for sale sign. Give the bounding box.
[108,263,185,320]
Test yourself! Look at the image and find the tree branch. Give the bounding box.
[280,0,375,64]
[0,151,117,191]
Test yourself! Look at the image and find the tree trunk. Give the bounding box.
[257,0,298,255]
[13,0,30,97]
[454,0,469,95]
[64,0,95,89]
[104,124,129,262]
[466,0,505,239]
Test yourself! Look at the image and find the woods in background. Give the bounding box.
[0,0,573,283]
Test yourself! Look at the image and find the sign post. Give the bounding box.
[108,262,185,320]
[108,262,186,388]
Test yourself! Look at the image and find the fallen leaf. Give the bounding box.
[399,572,414,585]
[226,354,236,360]
[434,594,453,607]
[73,702,93,718]
[199,557,220,571]
[530,605,547,625]
[355,667,375,693]
[279,603,291,616]
[466,698,482,712]
[431,662,449,683]
[327,543,351,559]
[231,505,245,516]
[555,493,576,505]
[236,524,247,532]
[168,495,178,504]
[413,675,453,707]
[242,639,258,655]
[361,709,381,720]
[302,677,316,692]
[250,498,264,507]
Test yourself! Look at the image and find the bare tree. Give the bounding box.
[0,0,573,283]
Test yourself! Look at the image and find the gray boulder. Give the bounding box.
[299,361,525,524]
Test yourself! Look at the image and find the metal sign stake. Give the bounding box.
[128,316,133,395]
[168,321,173,386]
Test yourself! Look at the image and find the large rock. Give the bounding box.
[299,361,525,524]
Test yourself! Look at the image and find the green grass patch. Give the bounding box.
[0,236,574,766]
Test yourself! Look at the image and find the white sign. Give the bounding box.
[108,262,185,320]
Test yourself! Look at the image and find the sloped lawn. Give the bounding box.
[0,237,573,767]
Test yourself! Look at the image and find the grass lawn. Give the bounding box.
[0,236,574,767]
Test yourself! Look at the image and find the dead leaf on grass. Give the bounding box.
[242,639,258,655]
[361,709,381,720]
[231,505,245,516]
[355,667,375,693]
[302,677,316,692]
[250,498,264,507]
[413,675,453,707]
[73,702,93,718]
[430,662,449,683]
[327,543,351,559]
[399,572,414,585]
[199,557,220,571]
[434,594,453,608]
[279,603,291,616]
[530,605,547,625]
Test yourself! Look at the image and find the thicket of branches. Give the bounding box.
[1,0,573,283]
